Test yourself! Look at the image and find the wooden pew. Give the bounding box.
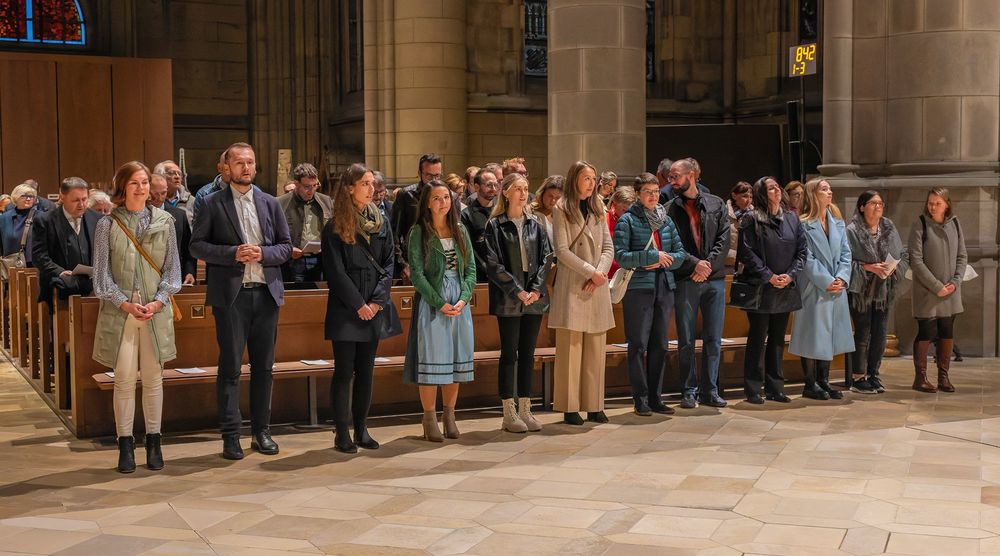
[25,273,41,379]
[8,268,37,370]
[52,293,72,409]
[0,278,8,351]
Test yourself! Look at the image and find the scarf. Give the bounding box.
[644,203,668,231]
[848,214,898,311]
[356,202,384,243]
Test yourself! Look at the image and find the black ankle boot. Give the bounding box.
[801,358,830,400]
[144,433,164,471]
[817,360,843,399]
[117,436,136,474]
[334,425,357,454]
[563,412,584,425]
[354,423,379,450]
[586,411,609,423]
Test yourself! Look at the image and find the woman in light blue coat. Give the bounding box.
[789,178,855,400]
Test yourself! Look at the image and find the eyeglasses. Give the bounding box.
[639,189,660,196]
[867,201,885,208]
[423,173,443,181]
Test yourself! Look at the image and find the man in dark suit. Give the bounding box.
[390,153,442,280]
[148,173,197,285]
[190,142,292,460]
[31,177,101,309]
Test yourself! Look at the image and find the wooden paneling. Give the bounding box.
[56,62,113,187]
[0,60,58,195]
[142,59,174,164]
[111,58,146,167]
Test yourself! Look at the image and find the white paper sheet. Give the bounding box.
[375,357,392,363]
[301,359,329,366]
[72,264,93,276]
[176,367,207,374]
[301,240,322,255]
[105,371,114,378]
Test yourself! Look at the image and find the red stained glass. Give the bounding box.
[0,0,85,44]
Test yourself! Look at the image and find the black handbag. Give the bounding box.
[357,237,403,339]
[729,218,764,311]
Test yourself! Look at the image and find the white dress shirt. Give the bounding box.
[231,186,266,284]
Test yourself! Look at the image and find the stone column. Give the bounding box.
[364,0,467,184]
[546,0,646,177]
[821,0,1000,356]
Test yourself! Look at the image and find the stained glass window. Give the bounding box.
[0,0,87,45]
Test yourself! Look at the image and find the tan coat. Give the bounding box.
[548,203,616,333]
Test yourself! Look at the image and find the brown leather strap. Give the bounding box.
[110,214,162,275]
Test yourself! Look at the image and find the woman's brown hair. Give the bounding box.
[331,162,372,244]
[924,186,953,219]
[110,161,152,206]
[559,160,603,225]
[415,180,469,263]
[530,174,564,215]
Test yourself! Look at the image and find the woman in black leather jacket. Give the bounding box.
[483,172,554,433]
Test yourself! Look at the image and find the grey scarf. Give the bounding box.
[356,203,384,242]
[644,203,668,231]
[848,214,899,311]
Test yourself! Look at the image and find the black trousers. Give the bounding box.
[916,316,955,341]
[743,311,789,396]
[622,274,674,403]
[497,314,543,399]
[331,338,379,428]
[850,305,889,378]
[213,287,280,437]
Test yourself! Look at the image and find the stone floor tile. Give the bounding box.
[753,523,846,547]
[884,532,980,555]
[349,523,453,549]
[629,514,723,538]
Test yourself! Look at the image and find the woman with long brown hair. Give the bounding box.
[322,163,401,453]
[548,160,615,425]
[92,161,181,473]
[403,180,476,441]
[530,175,563,244]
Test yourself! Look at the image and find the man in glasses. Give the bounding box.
[665,157,730,409]
[153,160,193,221]
[390,153,443,280]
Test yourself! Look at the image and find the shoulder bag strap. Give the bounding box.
[17,208,35,253]
[110,214,163,276]
[357,236,388,279]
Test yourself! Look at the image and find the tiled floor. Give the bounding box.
[3,357,1000,555]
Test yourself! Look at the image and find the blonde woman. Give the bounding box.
[789,178,854,400]
[548,161,615,425]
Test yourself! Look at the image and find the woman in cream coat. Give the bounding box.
[549,160,616,425]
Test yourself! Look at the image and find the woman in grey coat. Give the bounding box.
[845,191,908,395]
[908,187,966,393]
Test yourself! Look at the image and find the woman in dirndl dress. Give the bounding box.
[403,180,476,442]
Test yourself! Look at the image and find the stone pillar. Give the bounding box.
[546,0,646,177]
[821,0,1000,356]
[364,0,467,184]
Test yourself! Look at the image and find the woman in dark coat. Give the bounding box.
[483,172,553,433]
[736,176,807,404]
[322,163,401,453]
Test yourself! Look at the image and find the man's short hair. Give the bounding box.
[475,168,497,187]
[152,161,177,175]
[24,179,39,191]
[418,153,442,172]
[633,172,658,190]
[88,190,111,208]
[483,162,502,176]
[686,157,701,176]
[292,162,319,182]
[150,173,169,186]
[372,170,386,187]
[657,158,673,176]
[502,157,525,174]
[59,176,89,194]
[672,158,696,174]
[224,142,254,162]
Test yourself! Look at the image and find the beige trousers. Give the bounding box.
[113,314,163,437]
[553,329,607,413]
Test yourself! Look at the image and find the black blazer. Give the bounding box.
[321,220,397,342]
[30,208,101,304]
[164,204,197,280]
[190,186,292,308]
[483,214,553,317]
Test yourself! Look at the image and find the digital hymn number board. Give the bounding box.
[789,43,817,77]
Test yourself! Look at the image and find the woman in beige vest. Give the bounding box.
[93,161,181,473]
[548,160,615,425]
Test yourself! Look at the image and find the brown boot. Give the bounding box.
[937,339,955,392]
[912,340,937,393]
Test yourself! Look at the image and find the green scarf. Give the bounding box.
[356,202,384,242]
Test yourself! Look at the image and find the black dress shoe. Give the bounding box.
[117,436,136,473]
[354,425,380,450]
[222,435,244,460]
[251,430,279,455]
[746,393,764,405]
[765,392,792,403]
[648,401,676,415]
[145,433,164,471]
[334,430,358,454]
[586,411,609,423]
[563,412,584,425]
[634,399,652,416]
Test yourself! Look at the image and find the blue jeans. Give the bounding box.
[674,278,726,398]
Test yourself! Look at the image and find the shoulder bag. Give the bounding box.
[609,229,656,304]
[729,218,764,311]
[110,215,182,322]
[0,208,36,281]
